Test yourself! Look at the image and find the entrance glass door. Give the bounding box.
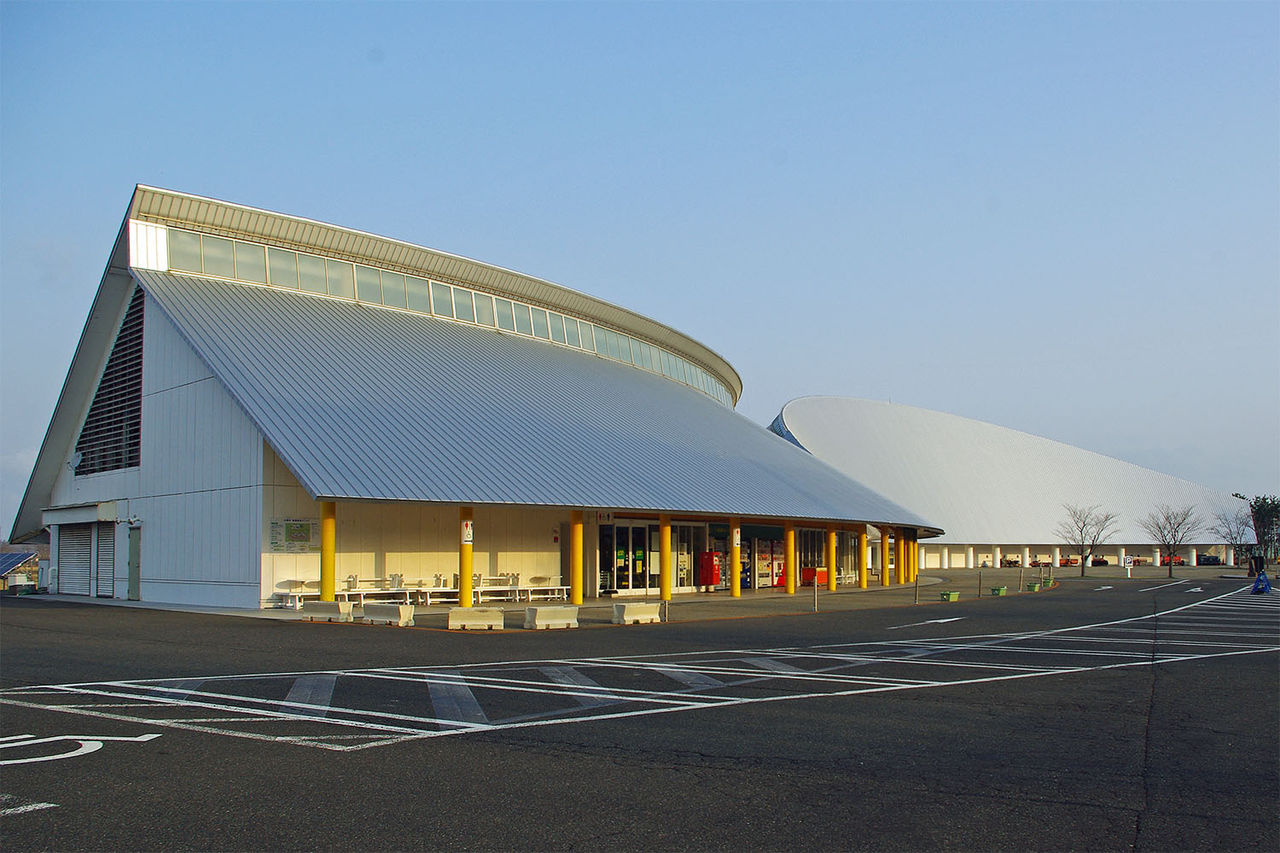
[609,524,649,592]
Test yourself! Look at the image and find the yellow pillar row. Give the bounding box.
[320,501,336,602]
[459,506,474,608]
[826,526,838,592]
[881,527,892,587]
[857,526,869,589]
[784,523,796,595]
[659,514,672,602]
[896,530,907,585]
[570,509,584,605]
[730,518,742,598]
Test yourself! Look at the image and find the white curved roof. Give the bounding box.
[771,397,1246,545]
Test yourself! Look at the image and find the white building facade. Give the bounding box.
[771,397,1249,573]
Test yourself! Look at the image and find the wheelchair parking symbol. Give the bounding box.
[0,733,162,766]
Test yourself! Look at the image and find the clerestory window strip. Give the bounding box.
[159,225,734,406]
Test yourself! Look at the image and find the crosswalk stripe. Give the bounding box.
[654,666,725,690]
[284,674,337,718]
[539,666,622,705]
[427,670,489,725]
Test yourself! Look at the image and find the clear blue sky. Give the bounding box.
[2,1,1277,538]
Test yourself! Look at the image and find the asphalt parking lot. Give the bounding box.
[2,573,1277,851]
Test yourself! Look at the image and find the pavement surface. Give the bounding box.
[1,567,1276,852]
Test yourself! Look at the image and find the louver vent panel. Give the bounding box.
[75,287,144,475]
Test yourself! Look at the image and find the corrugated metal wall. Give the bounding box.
[132,300,264,607]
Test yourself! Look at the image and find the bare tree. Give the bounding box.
[1139,504,1205,578]
[1209,507,1254,567]
[1053,504,1119,577]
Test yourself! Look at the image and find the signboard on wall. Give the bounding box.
[268,518,321,553]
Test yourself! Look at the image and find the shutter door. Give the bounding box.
[96,522,115,597]
[58,524,92,596]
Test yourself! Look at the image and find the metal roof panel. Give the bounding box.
[135,270,933,530]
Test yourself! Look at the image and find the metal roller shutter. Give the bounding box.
[58,524,92,596]
[96,522,115,597]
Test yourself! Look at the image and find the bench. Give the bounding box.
[447,607,505,630]
[337,588,411,606]
[363,603,415,627]
[302,600,354,622]
[612,602,662,625]
[280,591,320,610]
[522,585,569,601]
[524,605,579,630]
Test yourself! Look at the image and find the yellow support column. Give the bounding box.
[784,523,796,595]
[857,526,869,589]
[730,519,741,598]
[912,534,920,582]
[570,510,584,605]
[320,501,336,601]
[459,506,474,608]
[881,527,893,586]
[897,533,908,585]
[659,515,672,602]
[826,526,838,591]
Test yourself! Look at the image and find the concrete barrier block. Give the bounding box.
[302,600,354,623]
[612,602,661,625]
[447,607,504,630]
[364,603,415,627]
[524,605,579,630]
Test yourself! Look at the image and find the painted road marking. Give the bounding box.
[284,674,338,718]
[426,669,489,726]
[1094,586,1114,591]
[2,588,1274,752]
[540,666,622,706]
[1185,587,1205,593]
[1139,580,1188,592]
[887,617,965,630]
[0,733,161,766]
[0,793,59,817]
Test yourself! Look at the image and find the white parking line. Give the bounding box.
[1139,580,1188,592]
[2,587,1273,751]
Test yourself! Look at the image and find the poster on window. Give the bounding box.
[269,518,321,553]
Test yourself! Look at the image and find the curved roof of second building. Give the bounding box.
[137,270,938,531]
[771,396,1245,545]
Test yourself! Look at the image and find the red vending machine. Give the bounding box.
[697,552,721,590]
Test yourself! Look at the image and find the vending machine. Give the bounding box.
[771,539,786,587]
[754,538,773,589]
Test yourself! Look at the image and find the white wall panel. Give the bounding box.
[128,220,168,271]
[141,306,262,497]
[143,296,214,393]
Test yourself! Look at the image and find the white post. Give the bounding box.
[1021,546,1031,570]
[1119,546,1128,579]
[1189,547,1198,567]
[1152,547,1160,566]
[1052,546,1061,570]
[966,546,975,569]
[941,547,950,570]
[1226,545,1235,567]
[993,546,1002,568]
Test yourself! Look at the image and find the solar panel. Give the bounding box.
[0,552,37,575]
